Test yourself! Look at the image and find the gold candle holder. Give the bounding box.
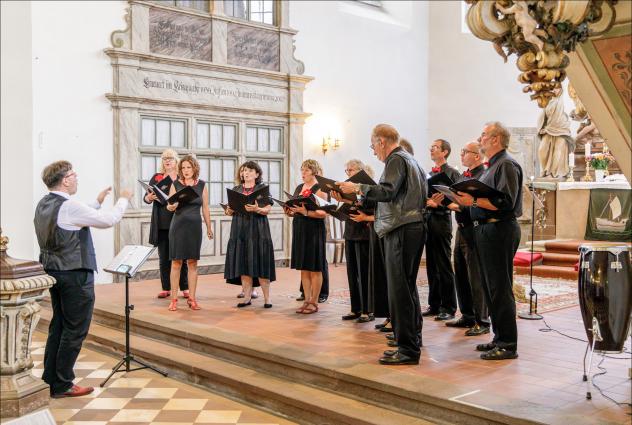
[566,165,575,182]
[581,160,593,182]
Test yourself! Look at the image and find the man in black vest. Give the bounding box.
[423,139,460,321]
[454,122,523,360]
[339,124,427,365]
[445,141,490,336]
[34,161,132,397]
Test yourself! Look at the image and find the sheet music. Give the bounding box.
[104,245,155,277]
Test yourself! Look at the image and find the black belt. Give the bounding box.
[457,222,473,228]
[472,218,501,227]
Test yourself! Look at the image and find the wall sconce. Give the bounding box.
[322,136,342,154]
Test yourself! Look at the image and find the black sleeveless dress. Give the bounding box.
[224,184,276,286]
[290,184,326,272]
[169,179,205,260]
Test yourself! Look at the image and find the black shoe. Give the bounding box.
[375,320,390,330]
[379,353,419,365]
[264,303,273,309]
[421,307,438,317]
[476,342,497,352]
[480,347,518,360]
[383,349,398,357]
[445,316,475,328]
[296,295,305,301]
[387,340,398,347]
[386,333,395,341]
[237,301,252,308]
[379,326,393,333]
[356,314,374,323]
[434,312,455,321]
[465,325,490,337]
[318,296,328,303]
[342,312,361,321]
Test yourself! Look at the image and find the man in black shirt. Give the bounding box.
[423,139,460,321]
[446,141,489,336]
[338,124,427,365]
[454,122,523,360]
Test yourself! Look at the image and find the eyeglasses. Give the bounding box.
[429,145,441,151]
[461,149,477,155]
[63,171,77,180]
[162,157,175,161]
[345,168,358,174]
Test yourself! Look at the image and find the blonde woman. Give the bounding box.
[166,155,213,311]
[285,159,327,314]
[143,148,188,299]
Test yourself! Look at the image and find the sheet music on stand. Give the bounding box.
[104,245,155,277]
[524,183,545,210]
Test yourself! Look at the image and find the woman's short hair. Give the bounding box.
[301,159,323,176]
[345,159,364,173]
[42,160,73,189]
[240,160,263,185]
[159,148,179,174]
[178,154,200,181]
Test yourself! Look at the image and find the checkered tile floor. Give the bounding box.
[30,333,295,425]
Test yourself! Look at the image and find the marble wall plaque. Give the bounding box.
[508,127,538,179]
[149,8,212,61]
[227,23,279,71]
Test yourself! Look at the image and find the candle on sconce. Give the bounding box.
[568,152,575,167]
[585,143,591,158]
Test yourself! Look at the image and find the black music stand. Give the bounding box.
[518,178,544,320]
[101,245,167,386]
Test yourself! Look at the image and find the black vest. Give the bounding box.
[34,193,97,271]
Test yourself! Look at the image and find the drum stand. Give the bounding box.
[582,317,603,400]
[519,180,543,320]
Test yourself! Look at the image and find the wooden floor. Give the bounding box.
[78,265,631,424]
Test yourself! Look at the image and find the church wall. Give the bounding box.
[1,0,35,260]
[291,0,429,179]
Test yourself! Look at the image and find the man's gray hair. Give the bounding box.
[345,159,365,171]
[486,121,511,148]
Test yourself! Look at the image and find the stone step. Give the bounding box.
[36,308,438,425]
[543,240,583,254]
[540,252,579,267]
[37,302,554,425]
[515,265,578,280]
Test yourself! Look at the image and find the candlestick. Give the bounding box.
[585,142,591,158]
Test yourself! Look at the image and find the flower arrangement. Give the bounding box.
[588,153,615,170]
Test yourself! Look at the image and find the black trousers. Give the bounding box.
[473,219,521,350]
[384,222,425,359]
[345,240,370,314]
[299,260,329,298]
[425,214,457,314]
[453,226,489,326]
[43,269,95,394]
[157,229,188,291]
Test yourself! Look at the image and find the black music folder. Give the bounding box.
[273,194,336,212]
[226,186,270,214]
[347,169,376,185]
[427,172,454,195]
[167,185,199,206]
[138,175,173,205]
[450,179,504,199]
[315,175,356,201]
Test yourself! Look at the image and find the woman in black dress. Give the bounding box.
[143,148,188,299]
[285,159,327,314]
[224,161,276,308]
[166,154,212,311]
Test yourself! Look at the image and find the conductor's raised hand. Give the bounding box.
[97,186,112,204]
[120,188,133,200]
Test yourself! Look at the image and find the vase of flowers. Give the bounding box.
[588,153,614,182]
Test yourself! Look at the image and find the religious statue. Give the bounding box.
[536,87,575,178]
[495,1,546,52]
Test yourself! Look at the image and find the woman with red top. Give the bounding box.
[285,159,328,314]
[143,148,189,300]
[166,154,212,311]
[223,161,276,308]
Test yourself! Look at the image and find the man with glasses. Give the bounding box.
[445,141,490,336]
[338,124,427,365]
[453,122,523,360]
[34,161,132,397]
[423,139,460,321]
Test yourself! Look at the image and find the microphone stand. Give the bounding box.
[519,177,543,320]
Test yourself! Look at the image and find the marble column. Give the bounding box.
[0,229,55,418]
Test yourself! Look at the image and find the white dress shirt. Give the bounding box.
[51,191,129,231]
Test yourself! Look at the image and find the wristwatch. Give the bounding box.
[472,198,478,208]
[354,184,362,195]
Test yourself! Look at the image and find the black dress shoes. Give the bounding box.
[421,307,438,317]
[237,301,252,308]
[318,296,328,303]
[387,340,398,347]
[264,303,273,309]
[445,316,475,328]
[465,324,490,336]
[480,347,518,360]
[379,353,419,365]
[356,314,374,323]
[342,312,361,321]
[375,320,390,330]
[476,342,497,352]
[386,333,395,341]
[383,349,398,357]
[379,326,393,333]
[434,312,455,321]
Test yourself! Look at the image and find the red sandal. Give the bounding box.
[187,298,201,310]
[168,299,177,311]
[301,302,319,314]
[295,302,309,314]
